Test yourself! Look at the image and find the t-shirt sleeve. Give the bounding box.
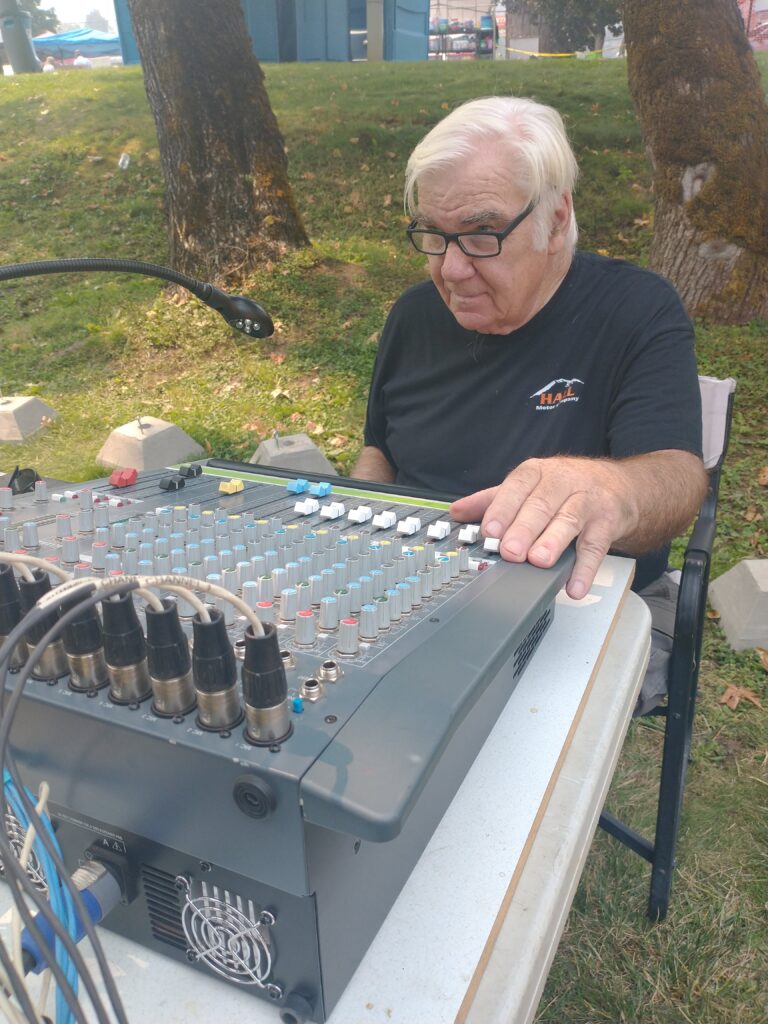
[606,279,703,460]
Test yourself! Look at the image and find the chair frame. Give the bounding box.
[598,386,735,921]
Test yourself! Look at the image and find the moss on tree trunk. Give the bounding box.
[624,0,768,323]
[128,0,308,282]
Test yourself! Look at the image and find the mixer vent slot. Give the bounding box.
[512,607,553,679]
[142,864,186,950]
[0,809,48,893]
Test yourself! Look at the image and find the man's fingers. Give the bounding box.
[509,502,584,567]
[565,525,613,599]
[449,486,500,523]
[477,462,547,541]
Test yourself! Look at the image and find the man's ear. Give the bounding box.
[548,192,573,254]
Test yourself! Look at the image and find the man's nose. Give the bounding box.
[439,240,474,279]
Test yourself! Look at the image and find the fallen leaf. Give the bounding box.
[270,388,291,400]
[705,607,721,620]
[383,194,392,207]
[440,102,450,110]
[719,685,763,711]
[744,507,763,522]
[757,648,768,672]
[758,466,768,487]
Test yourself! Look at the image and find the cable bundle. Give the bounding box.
[0,554,268,1023]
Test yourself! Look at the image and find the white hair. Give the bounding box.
[404,96,579,252]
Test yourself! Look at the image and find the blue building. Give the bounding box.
[112,0,429,66]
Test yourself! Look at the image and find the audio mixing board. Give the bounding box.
[0,459,573,1023]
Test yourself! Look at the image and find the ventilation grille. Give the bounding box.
[142,864,186,950]
[512,607,553,679]
[179,879,275,988]
[0,809,48,893]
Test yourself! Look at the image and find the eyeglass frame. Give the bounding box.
[406,200,537,258]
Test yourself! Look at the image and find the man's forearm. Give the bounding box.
[609,450,709,554]
[352,445,396,484]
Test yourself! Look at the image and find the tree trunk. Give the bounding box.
[127,0,308,282]
[624,0,768,323]
[538,17,568,54]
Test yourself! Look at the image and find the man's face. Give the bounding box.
[413,141,570,335]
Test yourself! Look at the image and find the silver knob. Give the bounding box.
[280,587,298,622]
[22,522,40,549]
[318,595,339,632]
[336,617,359,657]
[61,535,79,564]
[358,603,378,641]
[294,608,316,646]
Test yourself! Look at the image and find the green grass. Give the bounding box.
[1,56,767,1024]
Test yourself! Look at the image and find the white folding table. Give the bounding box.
[1,554,650,1024]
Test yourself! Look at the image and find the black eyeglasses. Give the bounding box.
[406,201,537,258]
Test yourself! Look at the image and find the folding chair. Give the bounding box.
[598,375,737,921]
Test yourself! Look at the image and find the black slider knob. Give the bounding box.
[145,598,195,717]
[242,623,292,746]
[63,605,109,692]
[0,562,27,672]
[101,593,151,703]
[192,608,241,730]
[18,569,68,680]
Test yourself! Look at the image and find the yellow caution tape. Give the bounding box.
[506,46,579,57]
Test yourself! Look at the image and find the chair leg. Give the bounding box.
[647,558,708,921]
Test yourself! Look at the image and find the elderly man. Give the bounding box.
[353,96,708,713]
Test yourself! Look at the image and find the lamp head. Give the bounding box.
[204,288,274,338]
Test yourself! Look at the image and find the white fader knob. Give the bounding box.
[458,524,481,545]
[483,537,501,554]
[348,505,372,524]
[427,520,451,541]
[295,497,320,516]
[397,516,421,536]
[320,502,345,520]
[372,510,396,530]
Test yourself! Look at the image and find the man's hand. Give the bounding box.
[450,452,707,600]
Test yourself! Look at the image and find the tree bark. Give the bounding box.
[624,0,768,323]
[127,0,308,282]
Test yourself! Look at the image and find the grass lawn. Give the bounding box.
[1,55,766,1024]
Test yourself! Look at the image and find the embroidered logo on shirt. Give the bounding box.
[529,378,584,410]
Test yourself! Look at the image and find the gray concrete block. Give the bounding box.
[96,416,204,471]
[250,433,337,475]
[708,559,768,650]
[0,396,58,442]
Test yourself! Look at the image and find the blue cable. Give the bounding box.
[3,770,79,1024]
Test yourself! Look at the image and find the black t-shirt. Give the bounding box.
[364,251,703,591]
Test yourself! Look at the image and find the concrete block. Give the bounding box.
[0,396,58,442]
[708,559,768,650]
[97,416,204,472]
[250,433,337,476]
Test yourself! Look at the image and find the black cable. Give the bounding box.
[0,579,135,1023]
[0,588,100,1024]
[0,930,42,1023]
[0,578,138,1024]
[0,621,121,1024]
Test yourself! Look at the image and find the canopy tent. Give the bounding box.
[32,27,121,59]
